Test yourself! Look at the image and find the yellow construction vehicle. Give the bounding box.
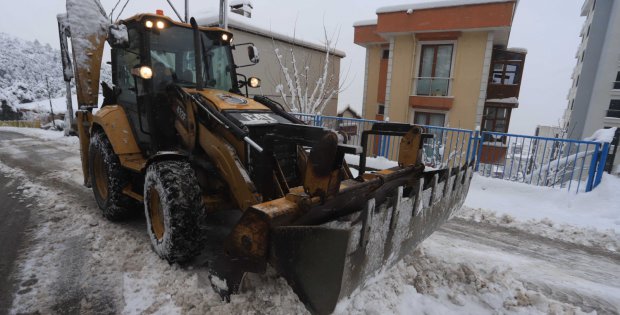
[58,1,474,314]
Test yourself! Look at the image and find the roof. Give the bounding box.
[197,14,346,58]
[376,0,515,14]
[353,19,377,27]
[337,105,361,118]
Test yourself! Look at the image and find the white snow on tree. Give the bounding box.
[0,33,111,114]
[272,27,345,115]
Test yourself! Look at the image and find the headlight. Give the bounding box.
[222,33,229,41]
[139,66,153,79]
[156,21,165,29]
[248,77,261,88]
[145,20,154,28]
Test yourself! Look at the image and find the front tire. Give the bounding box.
[144,160,202,263]
[89,131,135,221]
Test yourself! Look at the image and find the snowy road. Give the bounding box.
[1,128,619,315]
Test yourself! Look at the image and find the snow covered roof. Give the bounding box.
[197,14,346,58]
[353,19,377,27]
[376,0,515,14]
[506,47,527,54]
[486,97,519,104]
[229,0,253,7]
[337,105,361,118]
[584,127,617,143]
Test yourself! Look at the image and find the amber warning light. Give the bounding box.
[156,9,164,16]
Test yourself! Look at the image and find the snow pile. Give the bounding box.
[352,19,377,27]
[336,247,593,315]
[464,174,620,234]
[584,127,617,143]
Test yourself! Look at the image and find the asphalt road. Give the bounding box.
[0,129,619,314]
[0,171,33,315]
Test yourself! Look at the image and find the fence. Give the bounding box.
[475,131,609,193]
[293,113,475,171]
[293,114,609,193]
[0,120,41,128]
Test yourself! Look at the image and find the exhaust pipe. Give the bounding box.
[190,17,204,91]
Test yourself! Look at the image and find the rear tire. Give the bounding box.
[144,160,202,263]
[89,131,135,221]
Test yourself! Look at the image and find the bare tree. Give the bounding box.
[271,26,347,114]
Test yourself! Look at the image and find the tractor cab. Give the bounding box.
[108,13,257,154]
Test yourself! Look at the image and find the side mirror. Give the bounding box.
[248,45,259,64]
[108,24,129,48]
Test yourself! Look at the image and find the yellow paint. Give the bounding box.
[92,105,142,155]
[185,88,269,111]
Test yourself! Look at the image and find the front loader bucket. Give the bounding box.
[270,163,473,314]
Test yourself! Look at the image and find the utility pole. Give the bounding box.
[45,76,57,129]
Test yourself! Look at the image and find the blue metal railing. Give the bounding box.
[292,114,476,170]
[474,131,608,193]
[291,114,610,193]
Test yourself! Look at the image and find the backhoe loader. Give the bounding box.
[58,1,474,314]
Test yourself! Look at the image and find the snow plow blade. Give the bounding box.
[270,164,473,314]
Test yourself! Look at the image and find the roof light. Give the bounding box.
[156,9,164,16]
[145,20,154,28]
[156,21,165,29]
[222,33,229,41]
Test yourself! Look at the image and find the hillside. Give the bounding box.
[0,33,110,117]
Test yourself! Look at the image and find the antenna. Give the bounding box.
[165,0,184,22]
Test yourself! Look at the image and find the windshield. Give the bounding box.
[148,25,236,92]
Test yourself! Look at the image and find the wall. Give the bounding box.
[362,46,382,120]
[387,35,415,123]
[448,31,488,130]
[228,28,341,116]
[568,0,613,139]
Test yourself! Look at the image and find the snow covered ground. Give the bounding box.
[1,127,619,314]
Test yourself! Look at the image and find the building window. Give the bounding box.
[608,99,620,118]
[416,44,453,96]
[491,62,521,85]
[482,106,510,133]
[382,49,390,59]
[614,72,620,89]
[575,75,579,87]
[377,104,385,115]
[414,111,445,126]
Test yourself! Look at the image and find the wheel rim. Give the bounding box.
[148,187,165,241]
[93,149,109,200]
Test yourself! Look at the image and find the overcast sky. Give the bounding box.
[0,0,584,135]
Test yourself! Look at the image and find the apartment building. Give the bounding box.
[353,0,525,135]
[562,0,620,172]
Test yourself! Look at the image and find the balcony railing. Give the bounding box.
[413,77,452,97]
[606,109,620,118]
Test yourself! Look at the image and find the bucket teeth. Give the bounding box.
[269,163,473,314]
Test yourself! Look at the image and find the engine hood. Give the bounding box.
[184,88,269,112]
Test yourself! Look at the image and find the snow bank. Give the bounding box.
[464,174,620,233]
[584,127,617,143]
